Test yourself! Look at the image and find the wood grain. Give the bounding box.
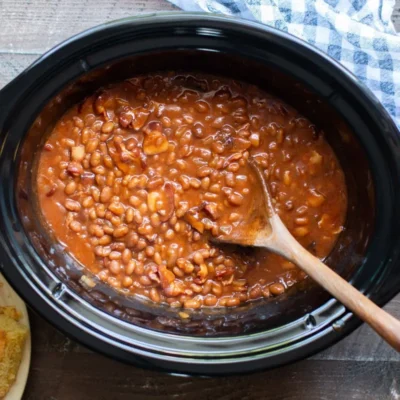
[0,0,176,55]
[0,1,399,399]
[24,314,400,400]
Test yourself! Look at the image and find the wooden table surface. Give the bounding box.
[1,1,399,399]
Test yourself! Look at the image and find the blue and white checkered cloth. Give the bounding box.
[168,0,400,130]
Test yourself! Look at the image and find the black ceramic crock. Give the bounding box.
[0,13,400,375]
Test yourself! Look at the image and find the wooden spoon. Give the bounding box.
[214,159,400,352]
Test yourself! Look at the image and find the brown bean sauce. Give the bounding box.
[36,73,347,309]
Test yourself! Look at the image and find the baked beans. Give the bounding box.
[36,73,347,308]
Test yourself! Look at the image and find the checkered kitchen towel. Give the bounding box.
[168,0,400,130]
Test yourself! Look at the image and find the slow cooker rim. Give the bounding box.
[0,13,400,373]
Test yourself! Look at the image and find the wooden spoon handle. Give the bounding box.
[268,215,400,352]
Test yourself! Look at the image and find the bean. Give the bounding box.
[184,297,202,309]
[109,251,122,260]
[226,297,240,307]
[98,235,112,245]
[81,128,91,144]
[122,277,133,288]
[194,100,209,113]
[204,295,217,306]
[150,213,161,227]
[131,209,142,225]
[96,175,106,186]
[227,163,240,172]
[66,162,83,177]
[129,195,141,207]
[95,204,105,218]
[197,166,212,178]
[98,270,109,281]
[227,192,244,206]
[293,227,309,237]
[225,172,236,187]
[100,186,112,203]
[212,282,222,296]
[161,116,171,127]
[150,288,161,303]
[109,260,121,275]
[136,238,147,250]
[102,121,115,133]
[62,138,75,147]
[125,232,138,248]
[103,155,113,169]
[176,159,187,170]
[295,217,309,226]
[179,175,190,190]
[90,151,101,167]
[64,181,77,195]
[249,133,260,147]
[111,216,121,227]
[210,184,221,194]
[173,266,184,278]
[69,220,82,232]
[113,225,129,238]
[82,196,94,208]
[269,283,285,296]
[109,202,125,215]
[211,142,224,154]
[103,225,114,235]
[125,207,134,223]
[296,205,308,215]
[201,177,210,190]
[189,178,201,188]
[153,252,162,265]
[249,285,262,299]
[89,224,104,238]
[145,246,155,257]
[193,251,204,265]
[125,260,136,275]
[73,116,84,129]
[184,261,194,274]
[147,176,164,189]
[308,190,325,207]
[138,224,153,235]
[165,229,175,240]
[167,246,179,267]
[65,199,81,212]
[139,276,152,286]
[134,261,144,275]
[86,138,99,153]
[219,298,228,307]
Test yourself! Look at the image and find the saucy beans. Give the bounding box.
[37,73,347,308]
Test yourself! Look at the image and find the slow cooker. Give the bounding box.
[0,13,399,374]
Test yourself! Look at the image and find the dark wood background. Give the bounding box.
[0,1,399,398]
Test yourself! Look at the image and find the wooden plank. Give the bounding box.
[313,295,400,361]
[23,345,400,400]
[0,54,38,89]
[0,0,177,55]
[27,294,400,364]
[0,0,398,58]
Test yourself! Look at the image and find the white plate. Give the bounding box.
[0,274,31,400]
